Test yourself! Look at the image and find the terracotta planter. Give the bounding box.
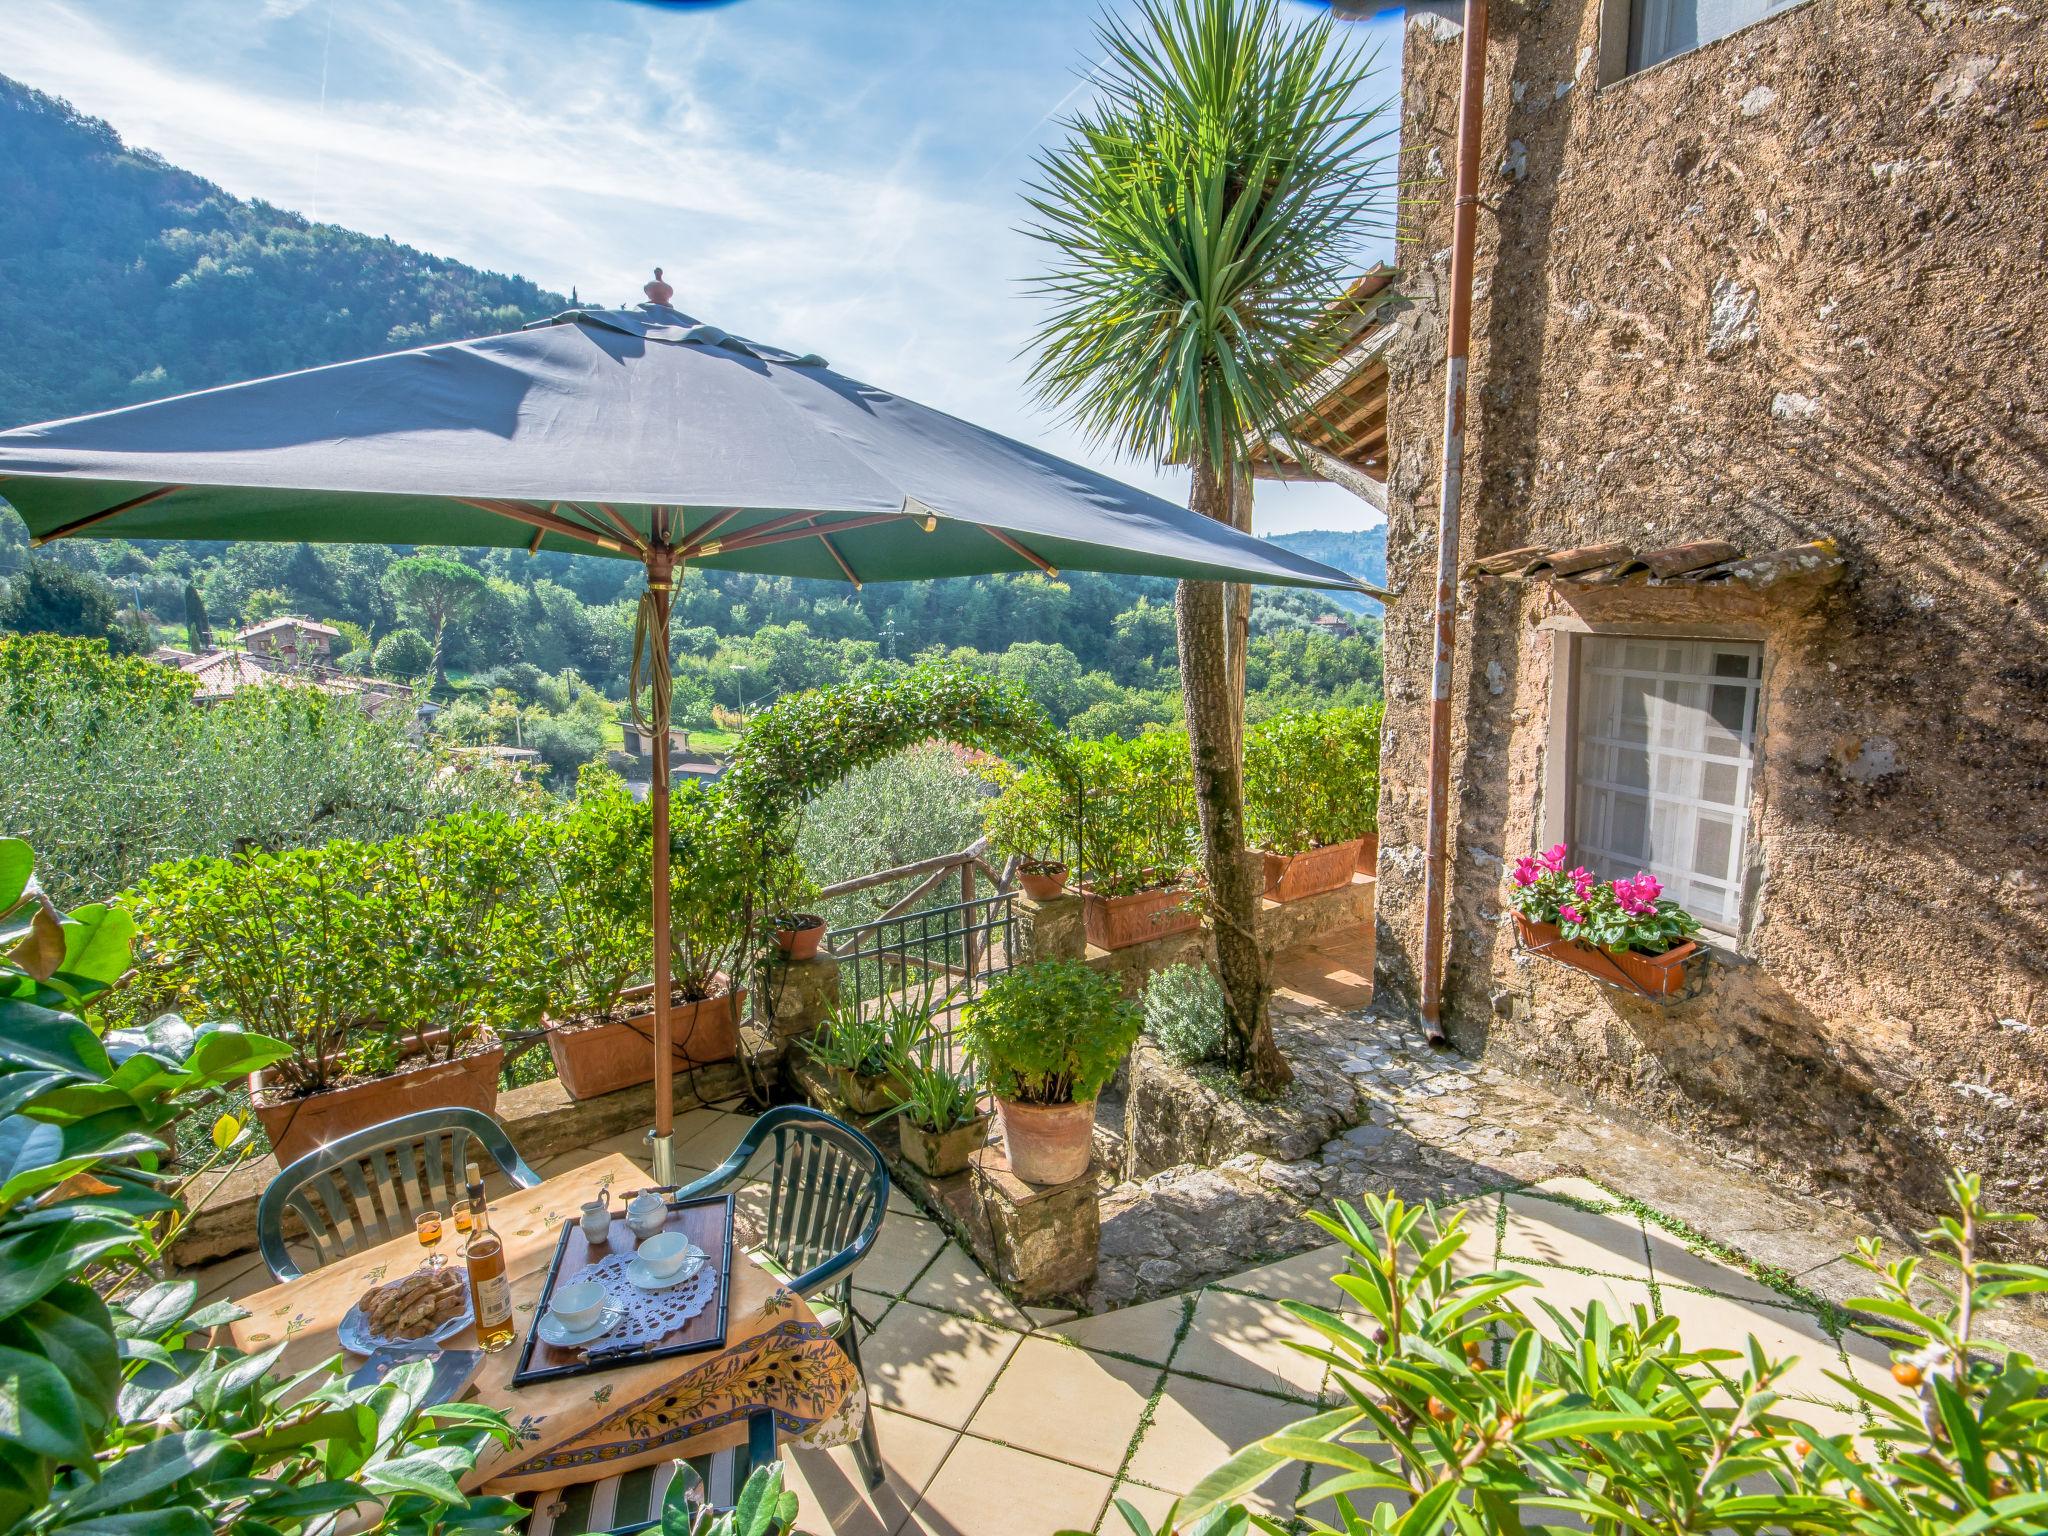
[995,1096,1095,1185]
[1079,882,1199,952]
[252,1035,504,1167]
[830,1066,905,1118]
[1513,914,1699,998]
[1258,837,1366,903]
[897,1112,991,1179]
[775,915,826,961]
[1018,862,1070,901]
[546,978,738,1100]
[1355,831,1380,873]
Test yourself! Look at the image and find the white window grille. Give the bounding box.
[1629,0,1807,74]
[1570,635,1762,932]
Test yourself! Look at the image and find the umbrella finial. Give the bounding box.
[644,267,675,307]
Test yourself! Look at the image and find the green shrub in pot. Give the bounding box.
[1242,703,1382,856]
[889,1040,988,1179]
[963,960,1138,1184]
[807,983,934,1115]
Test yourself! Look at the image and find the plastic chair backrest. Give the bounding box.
[257,1107,540,1281]
[708,1106,888,1297]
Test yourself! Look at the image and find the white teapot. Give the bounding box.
[625,1189,669,1240]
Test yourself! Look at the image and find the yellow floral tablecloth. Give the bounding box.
[231,1152,860,1493]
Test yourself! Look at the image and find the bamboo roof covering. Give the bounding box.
[1249,265,1398,484]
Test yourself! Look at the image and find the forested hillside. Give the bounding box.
[0,72,1383,760]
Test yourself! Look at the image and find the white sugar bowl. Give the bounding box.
[625,1189,669,1239]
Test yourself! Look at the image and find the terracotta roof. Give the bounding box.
[236,615,341,641]
[1247,265,1399,482]
[178,648,411,710]
[1467,538,1843,590]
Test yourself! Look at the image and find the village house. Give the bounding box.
[235,614,340,663]
[1350,0,2045,1246]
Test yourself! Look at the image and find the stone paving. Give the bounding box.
[184,1093,1955,1536]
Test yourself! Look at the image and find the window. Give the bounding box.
[1570,635,1762,933]
[1627,0,1806,73]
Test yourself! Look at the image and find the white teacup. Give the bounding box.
[548,1279,606,1332]
[639,1231,698,1279]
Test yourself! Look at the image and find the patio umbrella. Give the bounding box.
[0,297,1365,1180]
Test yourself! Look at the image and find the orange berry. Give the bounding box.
[1850,1489,1874,1510]
[1427,1397,1455,1422]
[1793,1438,1813,1458]
[1891,1361,1923,1387]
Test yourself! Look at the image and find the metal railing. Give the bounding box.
[820,838,1018,1050]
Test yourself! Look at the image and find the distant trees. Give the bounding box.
[181,580,213,649]
[372,627,433,679]
[0,559,141,652]
[383,554,487,685]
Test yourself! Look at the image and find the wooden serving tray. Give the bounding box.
[510,1190,735,1387]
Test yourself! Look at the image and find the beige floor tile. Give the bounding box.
[1654,1289,1854,1405]
[779,1406,956,1536]
[906,1433,1113,1536]
[1047,1296,1186,1366]
[1529,1175,1621,1205]
[673,1108,749,1171]
[1499,1193,1652,1278]
[1642,1227,1784,1305]
[1099,1480,1179,1535]
[888,1182,921,1216]
[966,1336,1159,1475]
[855,1215,949,1297]
[1125,1373,1309,1498]
[1222,1244,1356,1310]
[1025,1305,1080,1329]
[1173,1289,1329,1401]
[907,1243,1031,1331]
[188,1252,271,1309]
[865,1302,1022,1429]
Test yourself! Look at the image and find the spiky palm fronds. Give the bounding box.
[1024,0,1394,469]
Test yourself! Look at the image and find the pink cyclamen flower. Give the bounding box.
[1559,904,1584,925]
[1633,872,1662,903]
[1612,875,1656,916]
[1542,843,1569,873]
[1511,857,1540,887]
[1568,866,1596,897]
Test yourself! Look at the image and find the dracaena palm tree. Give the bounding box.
[1024,0,1390,1092]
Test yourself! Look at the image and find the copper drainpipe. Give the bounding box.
[1419,0,1491,1049]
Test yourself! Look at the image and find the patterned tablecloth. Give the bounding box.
[230,1152,861,1493]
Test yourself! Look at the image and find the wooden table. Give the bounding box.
[231,1154,859,1493]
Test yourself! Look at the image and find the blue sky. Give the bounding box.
[0,0,1403,533]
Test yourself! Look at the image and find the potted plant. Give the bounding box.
[888,1041,989,1178]
[1067,733,1201,950]
[962,959,1138,1184]
[1505,843,1704,997]
[981,759,1074,899]
[1243,705,1380,902]
[763,851,828,961]
[125,813,540,1165]
[537,771,745,1101]
[806,987,928,1116]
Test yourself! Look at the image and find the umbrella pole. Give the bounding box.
[647,538,677,1186]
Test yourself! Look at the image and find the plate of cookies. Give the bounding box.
[340,1261,474,1353]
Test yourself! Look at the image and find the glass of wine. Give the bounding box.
[415,1210,444,1247]
[451,1199,475,1235]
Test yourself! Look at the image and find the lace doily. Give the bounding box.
[580,1250,718,1350]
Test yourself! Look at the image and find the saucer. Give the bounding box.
[626,1250,705,1291]
[536,1303,623,1348]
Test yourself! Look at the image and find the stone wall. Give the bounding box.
[1376,0,2046,1242]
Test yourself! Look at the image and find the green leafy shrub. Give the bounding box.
[373,624,433,679]
[964,959,1139,1105]
[533,766,651,1020]
[799,742,991,924]
[1143,962,1226,1066]
[0,837,518,1536]
[1241,702,1381,855]
[986,729,1194,895]
[1124,1174,2048,1536]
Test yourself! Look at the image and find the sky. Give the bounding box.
[0,0,1403,535]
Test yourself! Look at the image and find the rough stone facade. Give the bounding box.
[1375,1,2046,1243]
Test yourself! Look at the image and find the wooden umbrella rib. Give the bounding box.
[679,506,744,557]
[526,527,545,555]
[819,533,861,589]
[704,512,908,557]
[578,502,647,550]
[691,505,826,554]
[32,484,184,545]
[978,523,1059,578]
[456,497,626,553]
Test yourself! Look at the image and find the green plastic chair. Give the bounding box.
[523,1412,776,1536]
[673,1105,890,1487]
[257,1107,541,1282]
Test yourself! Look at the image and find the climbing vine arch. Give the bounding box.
[722,660,1066,833]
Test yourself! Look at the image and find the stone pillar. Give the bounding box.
[966,1148,1099,1304]
[755,952,839,1041]
[1013,891,1086,965]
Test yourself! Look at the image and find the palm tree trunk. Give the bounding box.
[1225,466,1253,743]
[1178,448,1289,1094]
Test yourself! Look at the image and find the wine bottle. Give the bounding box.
[463,1161,517,1352]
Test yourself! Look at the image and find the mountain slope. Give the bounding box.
[0,74,567,429]
[1268,526,1387,612]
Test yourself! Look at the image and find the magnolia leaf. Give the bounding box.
[0,1341,89,1461]
[9,906,64,983]
[52,1430,232,1518]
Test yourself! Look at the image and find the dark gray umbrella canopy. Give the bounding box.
[0,303,1361,593]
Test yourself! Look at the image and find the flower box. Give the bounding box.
[546,976,738,1101]
[897,1111,991,1179]
[1258,837,1365,903]
[1513,914,1699,998]
[1079,882,1200,951]
[252,1033,504,1166]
